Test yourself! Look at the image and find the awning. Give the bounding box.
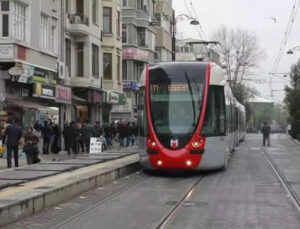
[5,99,45,110]
[72,95,87,103]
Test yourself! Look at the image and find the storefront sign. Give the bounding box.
[123,80,139,91]
[0,44,13,59]
[19,64,35,83]
[106,91,126,105]
[32,67,57,86]
[122,47,149,61]
[56,85,72,104]
[8,66,23,76]
[111,98,131,113]
[34,83,56,100]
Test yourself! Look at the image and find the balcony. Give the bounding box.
[66,13,90,36]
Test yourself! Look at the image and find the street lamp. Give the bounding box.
[287,46,300,54]
[149,13,199,61]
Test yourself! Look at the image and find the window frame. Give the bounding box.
[103,53,112,80]
[76,42,84,77]
[122,24,127,43]
[117,11,120,37]
[65,38,71,77]
[92,43,99,78]
[103,7,112,34]
[0,0,10,38]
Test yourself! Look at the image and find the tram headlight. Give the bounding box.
[186,160,192,166]
[192,136,205,148]
[157,160,163,166]
[147,135,158,149]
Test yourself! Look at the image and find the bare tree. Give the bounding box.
[212,26,265,101]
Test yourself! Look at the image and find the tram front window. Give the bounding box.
[149,64,206,135]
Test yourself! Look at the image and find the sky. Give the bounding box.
[172,0,300,102]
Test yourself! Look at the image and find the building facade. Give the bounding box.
[154,0,173,62]
[119,0,156,122]
[0,0,67,128]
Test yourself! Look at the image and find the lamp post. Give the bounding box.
[287,46,300,54]
[150,13,199,61]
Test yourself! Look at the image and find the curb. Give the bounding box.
[286,133,300,146]
[0,154,140,227]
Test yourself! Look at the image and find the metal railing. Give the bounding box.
[68,13,89,26]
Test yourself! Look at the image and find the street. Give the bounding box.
[5,134,300,229]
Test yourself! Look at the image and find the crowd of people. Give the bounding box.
[1,118,138,168]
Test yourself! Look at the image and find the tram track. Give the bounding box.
[262,147,300,213]
[155,176,206,229]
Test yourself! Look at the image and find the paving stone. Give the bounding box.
[14,164,81,172]
[0,170,57,180]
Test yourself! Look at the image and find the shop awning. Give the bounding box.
[5,99,45,110]
[72,95,87,103]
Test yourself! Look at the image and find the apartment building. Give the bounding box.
[0,0,68,126]
[154,0,173,62]
[119,0,156,121]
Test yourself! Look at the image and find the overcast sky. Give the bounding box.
[173,0,300,102]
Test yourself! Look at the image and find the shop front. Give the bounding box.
[56,85,72,126]
[104,91,126,123]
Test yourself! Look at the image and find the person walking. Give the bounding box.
[2,118,22,168]
[23,126,40,165]
[51,123,61,154]
[77,123,85,153]
[64,121,78,156]
[104,124,113,147]
[131,122,138,146]
[82,121,93,153]
[261,122,271,146]
[117,121,127,147]
[42,121,52,154]
[92,121,103,138]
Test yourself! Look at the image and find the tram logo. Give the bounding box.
[170,139,178,149]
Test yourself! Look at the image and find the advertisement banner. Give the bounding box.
[34,83,56,100]
[89,137,103,154]
[56,85,72,104]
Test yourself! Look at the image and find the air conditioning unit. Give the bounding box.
[58,62,65,79]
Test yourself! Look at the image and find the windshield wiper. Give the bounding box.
[184,72,196,125]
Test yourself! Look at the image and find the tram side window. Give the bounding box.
[138,88,148,137]
[201,86,226,136]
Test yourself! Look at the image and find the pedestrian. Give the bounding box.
[261,122,271,146]
[104,123,113,146]
[77,123,85,153]
[117,121,127,147]
[51,123,61,154]
[92,121,103,137]
[23,126,40,165]
[126,122,131,147]
[131,122,138,146]
[82,121,93,153]
[63,121,78,156]
[110,122,117,143]
[42,121,53,154]
[2,117,22,168]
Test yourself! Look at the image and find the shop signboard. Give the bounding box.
[93,91,102,104]
[122,47,149,62]
[19,64,35,84]
[89,137,103,154]
[34,83,56,100]
[106,91,126,105]
[56,85,72,104]
[111,98,131,113]
[0,44,13,59]
[123,80,139,91]
[32,67,57,86]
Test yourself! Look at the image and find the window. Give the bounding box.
[0,0,9,37]
[117,11,120,37]
[12,1,26,41]
[50,26,55,52]
[122,60,127,80]
[103,7,112,34]
[92,0,97,24]
[202,86,226,136]
[122,24,127,43]
[40,15,48,49]
[137,27,147,47]
[117,55,120,81]
[103,53,112,80]
[65,39,71,77]
[76,42,84,77]
[123,0,127,7]
[92,44,99,78]
[137,0,148,11]
[76,0,84,15]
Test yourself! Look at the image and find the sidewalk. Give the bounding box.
[0,144,138,170]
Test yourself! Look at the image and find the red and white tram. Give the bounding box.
[138,62,246,170]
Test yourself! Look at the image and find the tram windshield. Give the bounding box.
[149,63,207,135]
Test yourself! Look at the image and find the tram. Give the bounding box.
[138,62,246,170]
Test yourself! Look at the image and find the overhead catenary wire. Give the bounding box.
[183,0,203,40]
[188,0,206,39]
[269,0,300,97]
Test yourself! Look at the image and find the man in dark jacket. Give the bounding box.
[3,118,22,168]
[117,121,128,147]
[63,121,78,155]
[42,121,53,154]
[261,122,271,146]
[82,121,93,153]
[92,121,103,137]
